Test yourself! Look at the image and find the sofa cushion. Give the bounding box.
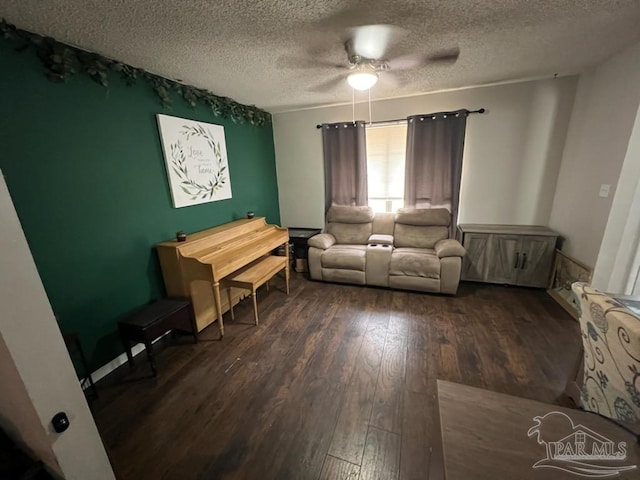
[327,222,372,245]
[395,208,450,226]
[372,212,395,235]
[390,248,440,279]
[327,205,373,223]
[322,245,367,271]
[394,224,449,248]
[389,275,440,293]
[322,268,366,285]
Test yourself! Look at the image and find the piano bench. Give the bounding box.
[118,298,196,376]
[222,255,290,326]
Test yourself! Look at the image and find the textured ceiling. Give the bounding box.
[2,0,640,112]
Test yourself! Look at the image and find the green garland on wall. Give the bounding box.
[0,19,271,126]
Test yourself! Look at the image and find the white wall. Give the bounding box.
[592,103,640,291]
[273,76,577,228]
[549,40,640,268]
[0,172,115,480]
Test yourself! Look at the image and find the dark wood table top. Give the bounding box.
[287,227,321,239]
[437,380,640,480]
[120,298,191,328]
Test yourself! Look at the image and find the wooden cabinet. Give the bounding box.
[458,225,558,288]
[460,233,490,282]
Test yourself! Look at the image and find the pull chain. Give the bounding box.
[352,88,355,124]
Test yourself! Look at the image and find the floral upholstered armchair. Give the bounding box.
[572,282,640,424]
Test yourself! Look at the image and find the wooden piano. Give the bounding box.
[156,217,289,335]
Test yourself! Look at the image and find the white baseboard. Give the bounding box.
[85,343,146,386]
[84,332,171,387]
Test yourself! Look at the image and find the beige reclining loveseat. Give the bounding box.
[307,206,466,294]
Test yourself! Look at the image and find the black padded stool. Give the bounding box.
[118,298,196,376]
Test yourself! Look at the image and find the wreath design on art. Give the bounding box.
[169,124,227,200]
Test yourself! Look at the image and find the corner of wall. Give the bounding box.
[592,101,640,291]
[548,40,640,268]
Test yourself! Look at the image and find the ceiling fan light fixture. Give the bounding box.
[347,71,378,90]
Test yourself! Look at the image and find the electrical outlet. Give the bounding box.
[599,184,611,198]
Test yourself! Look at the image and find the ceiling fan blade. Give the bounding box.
[349,24,401,59]
[378,71,404,89]
[310,75,345,93]
[386,54,423,71]
[387,47,460,71]
[277,55,345,70]
[427,47,460,64]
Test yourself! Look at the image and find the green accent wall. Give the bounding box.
[0,41,280,369]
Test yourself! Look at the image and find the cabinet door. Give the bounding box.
[486,235,521,285]
[516,236,556,287]
[461,233,489,282]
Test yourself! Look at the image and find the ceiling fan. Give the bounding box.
[344,43,389,90]
[343,24,396,90]
[311,25,460,92]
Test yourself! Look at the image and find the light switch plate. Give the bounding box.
[599,184,611,198]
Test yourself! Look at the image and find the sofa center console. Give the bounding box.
[366,242,393,287]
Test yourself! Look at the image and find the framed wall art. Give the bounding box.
[547,249,593,320]
[157,114,232,208]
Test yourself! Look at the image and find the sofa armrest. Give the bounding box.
[435,239,465,258]
[308,233,336,250]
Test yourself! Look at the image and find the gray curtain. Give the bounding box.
[404,110,467,231]
[322,121,368,211]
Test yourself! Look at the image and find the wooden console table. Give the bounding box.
[458,224,558,288]
[436,381,640,479]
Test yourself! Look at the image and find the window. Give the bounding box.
[365,123,407,213]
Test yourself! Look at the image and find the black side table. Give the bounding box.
[288,227,321,273]
[118,298,196,376]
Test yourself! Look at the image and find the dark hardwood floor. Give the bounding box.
[91,273,581,480]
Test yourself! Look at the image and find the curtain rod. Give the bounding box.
[315,108,485,129]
